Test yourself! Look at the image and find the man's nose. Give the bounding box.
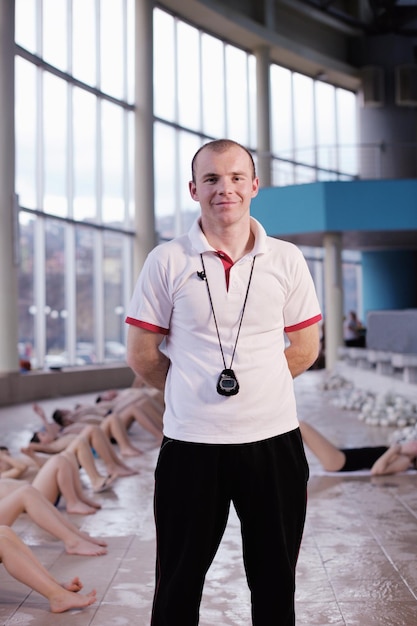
[218,179,233,194]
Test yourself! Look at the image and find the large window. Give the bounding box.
[270,66,358,185]
[15,0,134,368]
[15,2,361,370]
[153,8,257,240]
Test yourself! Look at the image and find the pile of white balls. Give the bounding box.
[319,373,417,431]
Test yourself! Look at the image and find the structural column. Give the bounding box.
[133,0,157,281]
[255,45,272,188]
[323,232,344,371]
[0,0,19,373]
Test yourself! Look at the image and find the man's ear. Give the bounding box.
[189,180,198,201]
[251,177,259,198]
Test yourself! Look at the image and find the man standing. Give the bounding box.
[125,139,322,625]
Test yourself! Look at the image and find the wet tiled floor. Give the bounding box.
[0,369,416,624]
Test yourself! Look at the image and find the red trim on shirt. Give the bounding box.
[216,250,234,289]
[285,313,322,333]
[125,317,169,335]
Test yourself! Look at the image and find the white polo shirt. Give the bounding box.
[126,217,322,444]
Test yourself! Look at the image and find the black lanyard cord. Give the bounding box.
[200,254,256,371]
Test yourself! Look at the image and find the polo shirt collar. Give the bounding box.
[188,217,268,257]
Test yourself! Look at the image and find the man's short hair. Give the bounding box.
[191,139,256,182]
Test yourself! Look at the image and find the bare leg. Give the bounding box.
[0,484,107,555]
[80,425,138,478]
[299,421,346,471]
[59,451,101,508]
[101,414,142,457]
[0,526,97,612]
[31,455,99,515]
[118,398,164,443]
[66,436,115,492]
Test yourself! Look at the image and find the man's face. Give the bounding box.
[189,146,259,229]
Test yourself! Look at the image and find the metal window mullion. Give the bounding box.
[173,17,179,123]
[198,29,203,134]
[96,0,101,90]
[173,129,181,237]
[290,71,296,183]
[34,217,47,367]
[334,88,341,177]
[93,230,105,363]
[246,53,251,149]
[313,79,318,180]
[172,18,181,237]
[121,237,132,345]
[122,0,128,103]
[223,43,228,137]
[65,224,76,363]
[34,0,46,365]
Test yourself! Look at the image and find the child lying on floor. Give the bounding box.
[299,421,417,475]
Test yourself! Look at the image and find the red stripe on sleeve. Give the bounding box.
[284,314,322,333]
[125,317,169,335]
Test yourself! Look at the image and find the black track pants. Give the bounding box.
[150,429,309,626]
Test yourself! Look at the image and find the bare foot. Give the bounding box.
[63,577,83,592]
[401,441,417,457]
[110,464,139,478]
[66,501,98,515]
[120,445,142,457]
[50,589,97,613]
[78,531,108,547]
[82,497,101,509]
[65,537,107,556]
[92,474,116,493]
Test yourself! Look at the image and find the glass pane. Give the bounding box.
[73,88,97,221]
[337,89,358,176]
[127,112,135,228]
[271,159,294,186]
[201,34,225,137]
[102,101,124,225]
[104,232,126,361]
[73,0,96,86]
[76,227,96,364]
[179,132,202,233]
[343,260,361,315]
[270,65,293,159]
[101,0,124,98]
[177,21,200,130]
[126,0,135,104]
[154,122,176,241]
[248,55,257,147]
[293,73,315,166]
[44,73,68,216]
[153,9,176,121]
[294,164,316,184]
[225,45,249,144]
[15,0,37,52]
[43,0,68,72]
[45,220,68,366]
[15,58,37,209]
[18,213,36,369]
[315,81,337,171]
